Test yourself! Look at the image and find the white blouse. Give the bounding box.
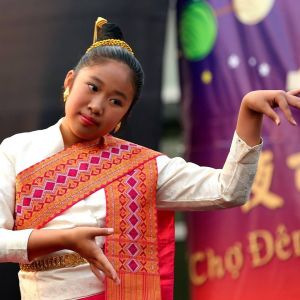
[0,119,262,300]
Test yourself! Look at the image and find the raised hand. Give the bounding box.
[236,89,300,146]
[243,89,300,125]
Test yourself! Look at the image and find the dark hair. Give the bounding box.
[74,22,144,113]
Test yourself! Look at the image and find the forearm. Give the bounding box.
[236,95,263,146]
[156,134,262,210]
[27,228,72,261]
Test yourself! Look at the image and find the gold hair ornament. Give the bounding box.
[86,39,134,55]
[86,17,134,55]
[93,17,108,43]
[114,122,121,133]
[63,87,70,102]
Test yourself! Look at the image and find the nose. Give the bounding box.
[88,97,105,115]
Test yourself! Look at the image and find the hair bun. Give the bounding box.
[93,17,124,43]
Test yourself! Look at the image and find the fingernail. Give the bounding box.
[275,119,280,126]
[107,228,114,234]
[292,119,297,125]
[112,272,120,285]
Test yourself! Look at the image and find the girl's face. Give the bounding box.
[61,60,135,147]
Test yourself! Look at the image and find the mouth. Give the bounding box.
[79,113,98,126]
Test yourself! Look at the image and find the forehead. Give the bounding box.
[80,60,132,79]
[78,60,135,96]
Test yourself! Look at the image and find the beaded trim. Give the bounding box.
[86,39,134,55]
[20,253,87,272]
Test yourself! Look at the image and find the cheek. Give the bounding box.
[107,112,126,129]
[64,101,72,115]
[65,95,81,114]
[119,106,131,119]
[110,113,124,125]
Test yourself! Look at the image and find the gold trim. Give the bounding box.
[86,39,134,56]
[20,253,87,272]
[93,17,108,43]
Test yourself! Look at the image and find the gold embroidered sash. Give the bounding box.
[14,135,174,300]
[14,135,160,230]
[105,159,161,300]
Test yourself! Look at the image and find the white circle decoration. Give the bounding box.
[228,54,240,69]
[233,0,275,25]
[258,63,271,77]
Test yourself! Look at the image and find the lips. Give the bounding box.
[79,113,98,126]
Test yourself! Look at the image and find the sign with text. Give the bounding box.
[177,0,300,299]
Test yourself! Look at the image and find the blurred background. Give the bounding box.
[1,0,300,299]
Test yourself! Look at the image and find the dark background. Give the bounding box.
[0,0,169,149]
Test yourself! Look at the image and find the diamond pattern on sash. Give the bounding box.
[105,160,162,300]
[14,136,160,230]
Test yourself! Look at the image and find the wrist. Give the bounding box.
[61,228,76,251]
[241,94,258,113]
[236,95,263,146]
[28,228,74,261]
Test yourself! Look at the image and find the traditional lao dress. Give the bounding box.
[0,119,262,299]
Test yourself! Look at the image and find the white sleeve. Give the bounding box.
[0,140,33,263]
[156,132,262,211]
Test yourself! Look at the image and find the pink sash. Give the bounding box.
[15,135,175,299]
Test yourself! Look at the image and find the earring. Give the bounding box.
[114,122,121,133]
[63,87,70,102]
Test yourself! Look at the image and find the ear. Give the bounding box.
[64,70,75,90]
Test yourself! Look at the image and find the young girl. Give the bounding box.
[0,17,300,300]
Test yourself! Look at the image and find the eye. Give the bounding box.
[110,99,123,106]
[87,83,98,92]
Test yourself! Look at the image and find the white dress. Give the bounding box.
[0,119,262,299]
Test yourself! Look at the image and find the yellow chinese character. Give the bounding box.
[242,150,283,213]
[286,152,300,191]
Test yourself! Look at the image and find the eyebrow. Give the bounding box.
[89,75,129,101]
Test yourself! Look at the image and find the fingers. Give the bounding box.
[275,92,297,126]
[286,89,300,110]
[286,94,300,110]
[262,104,281,125]
[90,263,105,281]
[86,227,119,283]
[91,252,120,285]
[89,227,114,238]
[287,88,300,97]
[70,226,120,284]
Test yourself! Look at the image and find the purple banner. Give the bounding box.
[177,0,300,299]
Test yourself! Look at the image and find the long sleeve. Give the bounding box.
[0,142,33,263]
[0,121,66,264]
[156,132,262,210]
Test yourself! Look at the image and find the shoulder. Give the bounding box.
[0,121,62,167]
[1,125,54,152]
